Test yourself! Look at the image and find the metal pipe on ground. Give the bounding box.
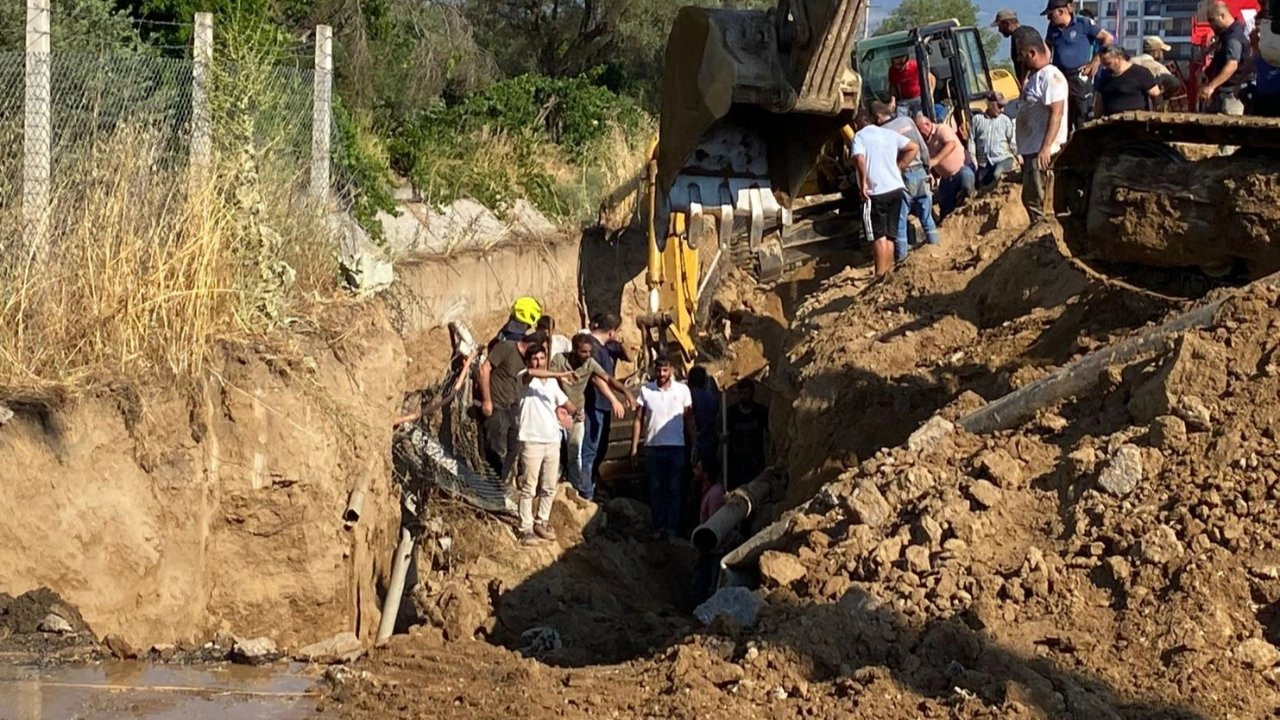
[376,527,415,645]
[691,470,773,553]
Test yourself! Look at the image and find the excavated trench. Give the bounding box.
[6,173,1276,719]
[321,178,1280,720]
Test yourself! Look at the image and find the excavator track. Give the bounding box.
[1054,112,1280,276]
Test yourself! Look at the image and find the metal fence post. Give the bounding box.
[24,0,51,254]
[191,12,213,177]
[311,24,332,208]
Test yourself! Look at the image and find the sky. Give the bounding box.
[866,0,1047,38]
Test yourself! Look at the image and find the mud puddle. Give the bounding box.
[0,660,327,720]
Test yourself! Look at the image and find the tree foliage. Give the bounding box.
[875,0,1002,62]
[0,0,144,51]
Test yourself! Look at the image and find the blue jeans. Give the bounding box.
[896,167,940,261]
[645,445,685,535]
[937,165,976,219]
[977,157,1015,190]
[577,407,611,500]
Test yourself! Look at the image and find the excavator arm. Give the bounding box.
[641,0,866,371]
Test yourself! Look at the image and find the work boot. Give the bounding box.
[534,523,556,541]
[520,531,541,546]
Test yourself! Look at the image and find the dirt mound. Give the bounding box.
[330,187,1276,719]
[403,489,698,668]
[775,188,1195,508]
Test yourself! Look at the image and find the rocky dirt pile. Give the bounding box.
[642,284,1280,719]
[330,189,1277,719]
[403,490,698,667]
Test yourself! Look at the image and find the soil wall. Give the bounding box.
[0,235,591,651]
[394,235,584,387]
[0,309,406,651]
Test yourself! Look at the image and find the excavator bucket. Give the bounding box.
[656,0,865,202]
[641,0,866,368]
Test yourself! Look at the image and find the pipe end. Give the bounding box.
[691,526,719,554]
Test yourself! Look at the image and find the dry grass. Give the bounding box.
[589,120,653,230]
[0,125,340,401]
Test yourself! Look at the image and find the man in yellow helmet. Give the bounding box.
[495,296,544,343]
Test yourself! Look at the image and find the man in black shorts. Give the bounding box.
[851,111,919,275]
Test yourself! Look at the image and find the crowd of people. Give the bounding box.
[855,0,1277,272]
[407,296,769,550]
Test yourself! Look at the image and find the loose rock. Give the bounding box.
[296,631,364,664]
[38,613,72,634]
[847,479,893,528]
[966,479,1002,510]
[1098,444,1144,497]
[759,551,807,587]
[694,587,764,628]
[1148,415,1187,450]
[1236,638,1280,670]
[231,636,281,665]
[906,416,954,454]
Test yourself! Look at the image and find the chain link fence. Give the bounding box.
[0,42,324,246]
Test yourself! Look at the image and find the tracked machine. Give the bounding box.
[1053,8,1280,279]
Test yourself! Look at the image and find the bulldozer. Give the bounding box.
[637,0,1017,369]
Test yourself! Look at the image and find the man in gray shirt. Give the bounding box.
[877,98,939,262]
[971,92,1017,190]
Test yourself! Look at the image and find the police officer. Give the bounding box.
[1043,0,1114,132]
[1201,2,1252,114]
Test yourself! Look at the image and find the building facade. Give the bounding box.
[1078,0,1200,60]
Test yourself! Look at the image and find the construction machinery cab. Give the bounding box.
[855,21,1017,138]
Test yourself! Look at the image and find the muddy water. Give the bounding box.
[0,661,328,719]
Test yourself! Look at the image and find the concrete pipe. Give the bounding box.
[376,527,415,645]
[691,471,772,553]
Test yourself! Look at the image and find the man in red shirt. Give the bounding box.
[889,54,937,117]
[889,55,922,99]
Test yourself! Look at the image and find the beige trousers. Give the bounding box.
[517,441,560,533]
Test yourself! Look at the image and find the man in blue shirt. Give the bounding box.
[1043,0,1114,132]
[971,92,1018,189]
[1200,2,1251,115]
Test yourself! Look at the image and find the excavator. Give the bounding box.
[638,0,1280,369]
[636,0,1018,369]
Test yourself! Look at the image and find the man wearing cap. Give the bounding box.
[971,92,1018,190]
[1132,36,1182,106]
[1201,1,1252,115]
[993,10,1030,84]
[1043,0,1114,132]
[1015,28,1068,224]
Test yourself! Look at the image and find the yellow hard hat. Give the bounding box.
[511,296,543,326]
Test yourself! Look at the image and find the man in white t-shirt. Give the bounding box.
[851,112,919,276]
[630,357,695,537]
[1014,27,1068,225]
[515,345,577,545]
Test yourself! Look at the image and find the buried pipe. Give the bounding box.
[376,527,415,645]
[343,482,367,528]
[690,470,773,553]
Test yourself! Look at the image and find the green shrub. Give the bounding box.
[391,73,648,218]
[333,101,397,244]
